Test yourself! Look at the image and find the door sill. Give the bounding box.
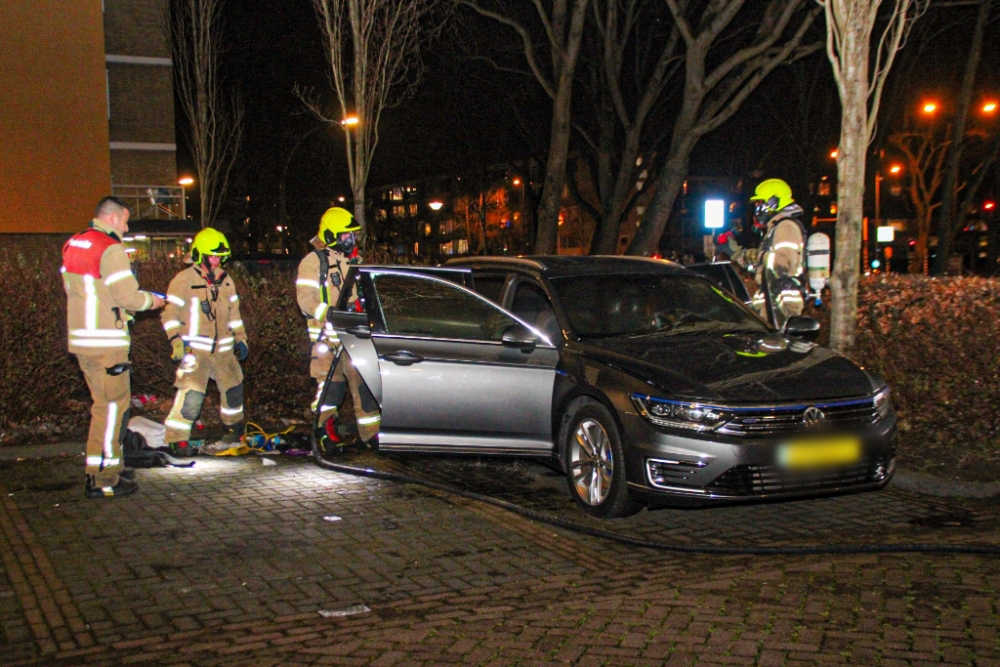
[377,431,554,455]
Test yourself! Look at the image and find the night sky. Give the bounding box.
[180,0,1000,248]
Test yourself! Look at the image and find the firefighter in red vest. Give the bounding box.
[61,197,165,498]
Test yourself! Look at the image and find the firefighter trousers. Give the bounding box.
[165,350,244,444]
[76,350,130,487]
[314,347,380,444]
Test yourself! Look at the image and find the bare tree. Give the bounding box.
[932,0,991,275]
[300,0,444,235]
[890,125,951,274]
[461,0,591,254]
[820,0,927,352]
[626,0,821,256]
[571,0,683,255]
[171,0,244,228]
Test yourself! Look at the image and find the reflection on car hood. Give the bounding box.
[579,332,875,403]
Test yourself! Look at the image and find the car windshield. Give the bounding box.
[549,273,769,338]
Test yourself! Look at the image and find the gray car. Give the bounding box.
[327,256,896,518]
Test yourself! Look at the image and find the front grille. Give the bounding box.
[706,456,891,497]
[717,398,878,437]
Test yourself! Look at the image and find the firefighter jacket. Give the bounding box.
[62,219,157,355]
[161,265,246,354]
[755,205,806,284]
[296,248,354,343]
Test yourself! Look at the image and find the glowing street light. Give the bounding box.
[341,116,359,126]
[512,177,522,186]
[984,201,996,211]
[178,175,194,186]
[921,101,938,115]
[983,101,998,114]
[889,164,902,175]
[428,200,444,211]
[829,149,838,159]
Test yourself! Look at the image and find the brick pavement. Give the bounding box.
[0,453,997,666]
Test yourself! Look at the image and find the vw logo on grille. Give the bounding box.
[802,406,826,427]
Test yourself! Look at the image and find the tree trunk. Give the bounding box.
[353,183,367,237]
[932,0,989,275]
[591,128,643,255]
[534,72,575,254]
[625,129,696,256]
[829,39,868,353]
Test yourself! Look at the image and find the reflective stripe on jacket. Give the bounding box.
[62,220,155,355]
[296,248,351,343]
[161,265,245,354]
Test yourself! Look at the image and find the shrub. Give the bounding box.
[1,254,997,481]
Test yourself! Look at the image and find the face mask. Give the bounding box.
[337,233,356,255]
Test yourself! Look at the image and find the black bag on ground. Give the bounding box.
[122,429,195,468]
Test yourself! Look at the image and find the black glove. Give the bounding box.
[234,341,249,362]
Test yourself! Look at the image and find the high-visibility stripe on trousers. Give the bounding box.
[315,351,380,444]
[76,349,130,487]
[164,350,244,444]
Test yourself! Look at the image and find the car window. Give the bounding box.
[372,273,518,341]
[510,281,561,341]
[549,273,768,338]
[471,272,507,303]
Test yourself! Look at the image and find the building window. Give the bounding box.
[391,188,403,201]
[424,223,432,237]
[456,239,468,254]
[393,205,405,218]
[441,241,454,255]
[440,220,453,235]
[818,181,831,196]
[409,203,418,216]
[376,208,387,222]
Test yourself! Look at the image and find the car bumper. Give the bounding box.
[620,411,897,507]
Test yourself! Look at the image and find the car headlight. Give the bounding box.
[631,394,731,432]
[873,387,892,419]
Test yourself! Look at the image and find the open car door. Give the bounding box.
[330,267,559,455]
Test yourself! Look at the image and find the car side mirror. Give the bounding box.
[782,315,821,341]
[502,323,537,353]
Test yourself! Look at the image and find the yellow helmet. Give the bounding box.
[749,178,794,212]
[318,207,361,246]
[190,227,231,263]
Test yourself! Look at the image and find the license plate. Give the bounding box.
[778,437,861,469]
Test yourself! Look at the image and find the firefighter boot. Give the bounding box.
[86,474,139,499]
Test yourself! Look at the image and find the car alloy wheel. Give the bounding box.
[560,398,640,518]
[570,418,613,506]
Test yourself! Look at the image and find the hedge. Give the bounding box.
[1,253,997,480]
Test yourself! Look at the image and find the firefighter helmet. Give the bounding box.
[190,227,231,263]
[318,207,361,247]
[749,178,794,213]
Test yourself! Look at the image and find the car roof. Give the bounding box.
[446,255,687,278]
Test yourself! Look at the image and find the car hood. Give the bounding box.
[578,332,876,403]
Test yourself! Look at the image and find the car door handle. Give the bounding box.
[345,325,371,339]
[382,351,423,366]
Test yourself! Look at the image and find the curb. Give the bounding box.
[3,442,998,499]
[889,468,1000,499]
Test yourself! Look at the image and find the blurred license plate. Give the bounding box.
[778,437,860,469]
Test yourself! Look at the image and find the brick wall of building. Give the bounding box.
[104,0,177,191]
[108,65,175,145]
[104,0,171,58]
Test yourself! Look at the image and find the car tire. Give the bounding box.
[561,398,641,519]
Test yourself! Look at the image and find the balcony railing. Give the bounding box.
[112,185,186,220]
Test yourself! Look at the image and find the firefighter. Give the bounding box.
[720,179,806,328]
[161,228,248,454]
[62,197,165,498]
[296,207,380,449]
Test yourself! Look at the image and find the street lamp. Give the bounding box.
[921,101,939,115]
[341,116,359,127]
[983,101,998,115]
[428,200,443,211]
